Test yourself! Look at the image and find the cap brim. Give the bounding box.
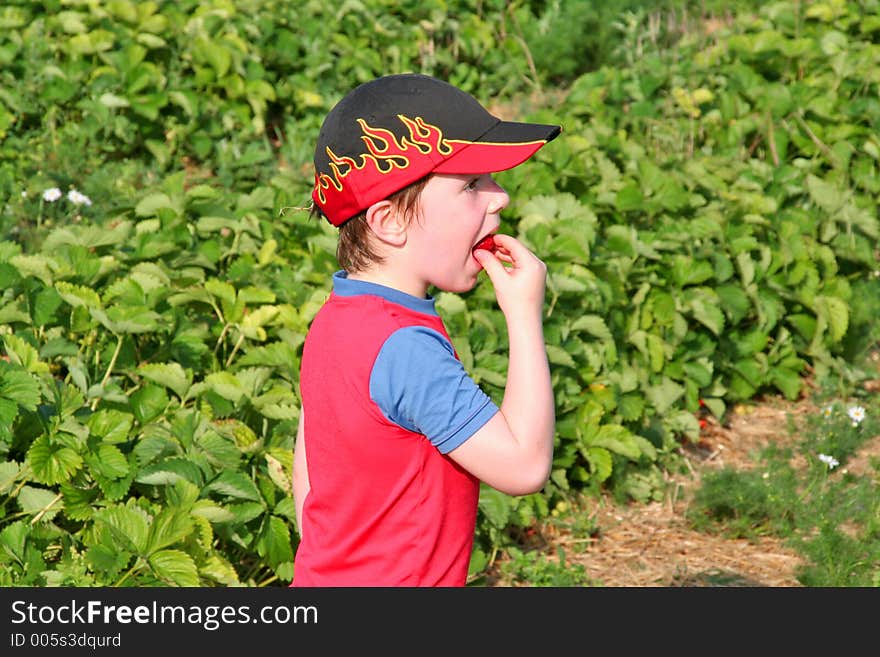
[432,120,562,175]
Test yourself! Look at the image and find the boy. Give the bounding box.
[292,73,561,586]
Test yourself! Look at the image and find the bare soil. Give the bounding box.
[488,388,880,587]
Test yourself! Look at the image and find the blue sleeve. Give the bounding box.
[369,326,499,454]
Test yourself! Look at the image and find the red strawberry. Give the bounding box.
[473,235,497,254]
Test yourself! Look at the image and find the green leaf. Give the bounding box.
[206,470,262,502]
[0,300,31,325]
[192,500,236,523]
[94,503,150,553]
[733,357,765,388]
[663,410,701,443]
[99,92,130,108]
[10,254,55,285]
[146,508,194,554]
[813,295,849,343]
[86,409,135,443]
[716,284,751,324]
[546,344,576,368]
[478,485,514,529]
[265,452,291,494]
[274,496,297,523]
[27,435,83,485]
[204,372,247,402]
[148,549,199,586]
[227,501,264,524]
[0,365,41,410]
[199,555,241,585]
[645,377,684,415]
[135,193,175,217]
[17,486,62,521]
[2,334,49,374]
[130,384,169,424]
[787,313,816,341]
[583,447,612,482]
[85,543,130,576]
[771,367,803,400]
[618,393,645,421]
[138,362,191,399]
[60,483,98,521]
[629,331,666,373]
[0,398,17,443]
[472,367,507,388]
[257,516,292,567]
[136,458,204,487]
[205,279,236,305]
[194,35,231,77]
[671,255,715,287]
[0,520,29,563]
[239,305,280,341]
[589,424,642,460]
[238,286,276,305]
[86,444,129,479]
[0,460,19,493]
[570,315,613,341]
[615,183,644,212]
[90,305,161,334]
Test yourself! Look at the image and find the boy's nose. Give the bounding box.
[486,178,510,215]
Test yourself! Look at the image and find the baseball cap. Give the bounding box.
[311,73,562,226]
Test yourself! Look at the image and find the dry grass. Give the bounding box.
[486,345,880,587]
[571,399,814,587]
[490,397,819,587]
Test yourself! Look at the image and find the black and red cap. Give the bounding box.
[311,73,562,227]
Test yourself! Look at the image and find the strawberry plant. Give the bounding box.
[1,0,878,585]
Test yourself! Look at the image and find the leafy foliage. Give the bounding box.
[1,0,878,585]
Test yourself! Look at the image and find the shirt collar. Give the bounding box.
[332,270,438,316]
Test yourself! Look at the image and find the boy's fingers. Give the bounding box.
[473,249,506,279]
[490,233,527,258]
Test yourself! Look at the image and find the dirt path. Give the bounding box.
[492,398,821,587]
[574,400,816,587]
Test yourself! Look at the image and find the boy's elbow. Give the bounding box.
[501,463,552,496]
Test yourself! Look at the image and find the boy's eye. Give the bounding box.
[464,177,480,191]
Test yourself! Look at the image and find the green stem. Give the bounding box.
[214,323,230,356]
[257,574,278,587]
[114,562,139,587]
[30,492,63,524]
[225,332,245,368]
[91,334,124,411]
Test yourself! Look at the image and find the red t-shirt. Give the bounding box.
[292,276,486,586]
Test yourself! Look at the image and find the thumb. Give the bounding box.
[473,249,506,281]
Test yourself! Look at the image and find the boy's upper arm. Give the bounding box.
[369,326,498,453]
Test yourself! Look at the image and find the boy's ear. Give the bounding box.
[364,199,407,247]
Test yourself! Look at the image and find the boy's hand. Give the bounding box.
[473,234,546,323]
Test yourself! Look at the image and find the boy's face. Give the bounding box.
[404,172,509,294]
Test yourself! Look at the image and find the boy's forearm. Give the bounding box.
[292,409,309,536]
[499,316,555,468]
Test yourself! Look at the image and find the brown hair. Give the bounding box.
[319,175,431,273]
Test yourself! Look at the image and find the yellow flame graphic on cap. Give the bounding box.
[314,115,453,204]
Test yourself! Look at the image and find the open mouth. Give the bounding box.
[472,234,497,254]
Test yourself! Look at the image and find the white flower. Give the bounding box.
[21,191,27,198]
[67,189,92,206]
[821,405,833,418]
[847,405,866,426]
[42,187,62,202]
[818,453,839,469]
